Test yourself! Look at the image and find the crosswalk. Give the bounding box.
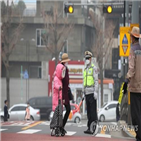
[0,128,111,138]
[1,121,119,138]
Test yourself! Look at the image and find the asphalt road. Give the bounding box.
[0,120,135,141]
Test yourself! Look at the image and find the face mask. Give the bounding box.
[85,59,90,65]
[65,62,68,66]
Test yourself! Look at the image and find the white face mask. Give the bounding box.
[65,62,68,66]
[85,60,90,65]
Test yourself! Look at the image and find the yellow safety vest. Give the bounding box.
[118,82,124,104]
[83,64,94,87]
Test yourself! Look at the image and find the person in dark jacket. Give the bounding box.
[4,100,9,122]
[61,53,71,135]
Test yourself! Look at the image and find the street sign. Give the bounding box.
[24,70,29,79]
[119,27,130,57]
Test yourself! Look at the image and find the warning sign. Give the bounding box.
[122,34,128,54]
[120,27,130,57]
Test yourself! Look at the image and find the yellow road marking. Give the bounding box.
[22,121,43,130]
[128,128,136,137]
[101,125,106,134]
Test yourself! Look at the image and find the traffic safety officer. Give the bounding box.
[83,51,99,135]
[123,26,141,141]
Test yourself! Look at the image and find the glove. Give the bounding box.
[122,79,129,94]
[94,92,97,100]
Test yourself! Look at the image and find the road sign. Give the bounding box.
[120,27,130,57]
[24,70,29,79]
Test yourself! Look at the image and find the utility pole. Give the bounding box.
[131,1,139,24]
[122,1,126,80]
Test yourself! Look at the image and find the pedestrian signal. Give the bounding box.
[103,5,113,14]
[64,4,74,14]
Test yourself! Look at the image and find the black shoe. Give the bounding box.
[61,128,67,134]
[84,129,93,134]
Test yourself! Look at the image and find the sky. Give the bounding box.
[15,0,36,9]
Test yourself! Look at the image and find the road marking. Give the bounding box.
[95,133,111,138]
[40,121,50,125]
[17,129,41,134]
[1,121,35,126]
[128,129,136,137]
[100,125,106,134]
[0,129,7,132]
[22,121,43,130]
[66,131,76,136]
[110,122,117,125]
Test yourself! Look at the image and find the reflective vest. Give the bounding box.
[83,64,94,87]
[118,82,124,104]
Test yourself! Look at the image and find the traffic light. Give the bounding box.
[103,5,113,14]
[64,4,74,14]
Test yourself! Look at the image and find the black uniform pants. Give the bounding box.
[63,102,71,127]
[130,92,141,141]
[86,93,98,129]
[4,116,8,122]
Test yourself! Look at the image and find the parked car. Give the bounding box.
[0,104,40,121]
[98,101,118,122]
[49,103,82,123]
[27,96,52,120]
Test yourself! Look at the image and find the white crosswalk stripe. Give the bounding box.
[17,129,41,134]
[95,134,111,138]
[0,129,7,132]
[66,131,76,136]
[1,121,35,126]
[39,121,87,127]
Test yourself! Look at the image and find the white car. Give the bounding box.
[98,101,118,122]
[0,104,40,121]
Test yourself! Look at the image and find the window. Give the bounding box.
[104,94,108,103]
[30,66,41,78]
[71,105,76,110]
[29,99,36,107]
[107,104,117,110]
[11,106,20,111]
[36,29,48,47]
[19,106,26,111]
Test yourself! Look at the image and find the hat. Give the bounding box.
[85,51,93,58]
[61,53,70,63]
[129,26,141,38]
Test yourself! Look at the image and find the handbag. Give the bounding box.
[68,87,73,100]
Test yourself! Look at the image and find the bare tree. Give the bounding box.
[89,8,116,107]
[1,1,24,106]
[42,5,73,66]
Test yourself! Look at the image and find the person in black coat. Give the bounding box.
[4,100,9,122]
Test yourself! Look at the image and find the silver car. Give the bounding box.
[0,104,40,121]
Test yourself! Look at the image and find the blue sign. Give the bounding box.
[24,70,29,79]
[122,34,128,44]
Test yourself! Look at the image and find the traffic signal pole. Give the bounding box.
[64,2,123,6]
